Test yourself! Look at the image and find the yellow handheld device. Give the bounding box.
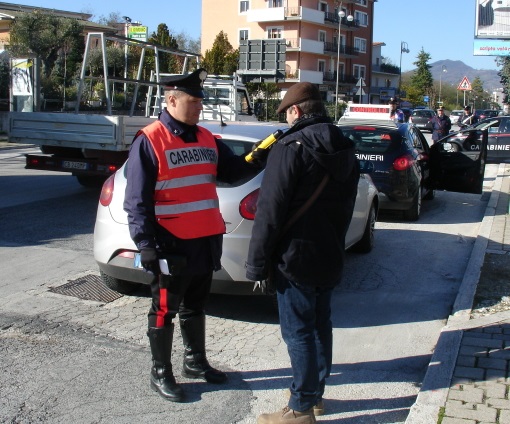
[245,129,284,163]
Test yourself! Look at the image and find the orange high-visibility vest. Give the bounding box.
[140,120,225,239]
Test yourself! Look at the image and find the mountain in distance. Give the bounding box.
[403,59,502,91]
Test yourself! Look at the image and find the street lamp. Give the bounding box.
[122,16,132,96]
[334,7,353,122]
[398,41,409,99]
[439,64,447,105]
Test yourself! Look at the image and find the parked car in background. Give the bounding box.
[338,105,489,221]
[438,115,510,163]
[94,121,380,295]
[409,108,437,132]
[449,110,464,127]
[476,109,499,120]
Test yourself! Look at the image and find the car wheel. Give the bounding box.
[100,270,138,294]
[403,186,421,221]
[351,202,376,253]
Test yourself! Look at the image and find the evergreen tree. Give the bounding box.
[409,48,433,107]
[497,56,510,103]
[202,31,239,75]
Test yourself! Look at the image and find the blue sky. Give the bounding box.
[8,0,500,71]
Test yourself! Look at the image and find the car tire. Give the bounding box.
[351,202,376,253]
[403,186,421,221]
[100,270,138,294]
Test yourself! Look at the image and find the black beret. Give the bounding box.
[161,68,208,98]
[276,82,322,114]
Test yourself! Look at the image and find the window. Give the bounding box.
[358,0,368,6]
[318,1,327,12]
[267,27,283,38]
[318,31,326,43]
[318,60,326,73]
[239,29,249,42]
[353,65,366,79]
[355,11,368,26]
[268,0,283,7]
[354,37,367,53]
[240,1,249,13]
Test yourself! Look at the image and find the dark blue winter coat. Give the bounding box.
[245,116,360,287]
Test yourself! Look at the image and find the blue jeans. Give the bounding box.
[276,272,334,412]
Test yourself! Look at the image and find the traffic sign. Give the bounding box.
[355,88,366,96]
[458,76,472,91]
[356,77,366,87]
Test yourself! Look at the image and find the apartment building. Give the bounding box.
[202,0,376,103]
[371,41,400,104]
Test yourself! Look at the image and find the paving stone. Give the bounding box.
[485,381,508,399]
[459,345,488,357]
[457,355,477,367]
[477,356,508,370]
[443,404,497,422]
[486,398,510,409]
[461,336,503,349]
[442,418,476,424]
[500,409,510,423]
[454,365,485,380]
[448,386,484,403]
[488,347,510,360]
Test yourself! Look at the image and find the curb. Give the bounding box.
[405,163,507,424]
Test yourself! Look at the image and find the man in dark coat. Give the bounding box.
[431,106,452,143]
[245,82,360,424]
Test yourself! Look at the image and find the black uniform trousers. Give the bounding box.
[148,271,213,328]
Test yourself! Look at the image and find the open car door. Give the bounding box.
[428,129,488,194]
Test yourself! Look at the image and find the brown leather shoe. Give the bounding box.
[285,389,325,416]
[257,406,316,424]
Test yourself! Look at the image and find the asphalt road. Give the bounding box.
[0,140,498,423]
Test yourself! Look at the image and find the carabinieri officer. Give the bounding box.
[123,68,259,402]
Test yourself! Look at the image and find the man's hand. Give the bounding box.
[140,248,160,274]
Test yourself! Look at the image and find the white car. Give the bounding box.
[94,121,379,295]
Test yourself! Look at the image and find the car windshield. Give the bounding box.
[412,110,431,117]
[341,126,402,153]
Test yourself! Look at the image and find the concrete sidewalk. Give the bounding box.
[406,162,510,424]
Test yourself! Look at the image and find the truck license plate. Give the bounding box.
[62,160,88,170]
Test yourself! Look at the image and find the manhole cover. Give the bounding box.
[49,274,123,303]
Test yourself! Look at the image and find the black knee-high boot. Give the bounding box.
[180,314,227,384]
[147,325,184,402]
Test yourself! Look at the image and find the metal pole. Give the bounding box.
[334,13,342,122]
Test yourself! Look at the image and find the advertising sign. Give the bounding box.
[128,26,148,42]
[475,0,510,39]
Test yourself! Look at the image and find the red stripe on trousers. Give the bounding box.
[156,287,168,327]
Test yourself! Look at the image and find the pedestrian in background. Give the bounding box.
[499,103,510,116]
[431,106,452,143]
[389,98,405,123]
[245,82,360,424]
[458,105,478,128]
[123,68,260,403]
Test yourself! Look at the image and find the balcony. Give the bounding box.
[322,72,358,84]
[284,69,324,84]
[323,42,359,57]
[372,64,399,75]
[324,12,360,30]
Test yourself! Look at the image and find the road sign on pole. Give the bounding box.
[356,77,366,87]
[457,76,472,91]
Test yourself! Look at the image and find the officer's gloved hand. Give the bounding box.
[140,248,160,275]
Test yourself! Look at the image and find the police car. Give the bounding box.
[438,116,510,163]
[338,104,488,220]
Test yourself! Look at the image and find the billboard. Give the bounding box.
[475,0,510,39]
